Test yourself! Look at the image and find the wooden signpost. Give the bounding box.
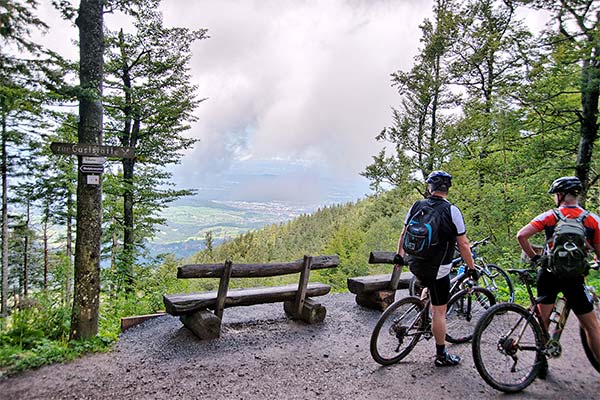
[50,142,135,185]
[50,142,135,158]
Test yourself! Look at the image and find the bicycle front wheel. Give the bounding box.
[446,286,496,344]
[479,264,515,303]
[579,298,600,372]
[408,276,425,297]
[370,296,425,365]
[472,303,545,393]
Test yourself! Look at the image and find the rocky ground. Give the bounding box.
[1,291,598,399]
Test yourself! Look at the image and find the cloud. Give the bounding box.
[35,0,433,203]
[162,0,432,187]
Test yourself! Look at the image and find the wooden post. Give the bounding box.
[214,260,232,319]
[390,264,403,290]
[294,255,312,317]
[284,298,326,323]
[180,310,221,340]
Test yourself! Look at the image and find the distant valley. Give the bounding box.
[145,199,323,260]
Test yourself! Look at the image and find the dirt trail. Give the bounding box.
[1,291,598,399]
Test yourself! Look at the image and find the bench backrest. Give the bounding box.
[178,255,339,320]
[368,251,402,289]
[178,255,339,279]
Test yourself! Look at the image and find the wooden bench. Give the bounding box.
[163,255,338,339]
[346,251,412,311]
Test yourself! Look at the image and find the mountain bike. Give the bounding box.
[408,237,514,303]
[471,265,600,393]
[370,276,495,365]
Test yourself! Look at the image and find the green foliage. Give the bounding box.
[0,291,103,376]
[0,336,113,376]
[1,294,71,348]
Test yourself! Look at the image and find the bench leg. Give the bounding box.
[283,298,327,324]
[355,290,395,311]
[180,310,222,340]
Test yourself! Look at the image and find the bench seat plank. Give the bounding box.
[347,272,413,295]
[164,282,331,316]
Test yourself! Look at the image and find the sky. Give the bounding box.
[35,1,550,205]
[35,0,433,205]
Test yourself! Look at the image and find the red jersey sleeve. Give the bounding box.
[529,210,556,232]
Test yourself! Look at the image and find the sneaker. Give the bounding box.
[435,352,461,367]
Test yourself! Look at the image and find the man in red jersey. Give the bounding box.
[517,176,600,367]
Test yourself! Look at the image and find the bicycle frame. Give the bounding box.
[504,269,570,358]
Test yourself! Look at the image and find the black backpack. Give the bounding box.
[548,209,590,278]
[403,199,450,261]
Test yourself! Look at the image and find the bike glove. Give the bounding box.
[393,253,405,266]
[467,268,479,280]
[530,254,541,266]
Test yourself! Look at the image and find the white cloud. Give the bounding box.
[35,0,434,203]
[161,0,432,183]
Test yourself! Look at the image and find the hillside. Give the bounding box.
[182,189,421,291]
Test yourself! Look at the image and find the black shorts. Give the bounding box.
[537,268,593,315]
[423,274,451,306]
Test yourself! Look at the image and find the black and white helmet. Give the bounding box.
[426,170,452,192]
[548,176,582,195]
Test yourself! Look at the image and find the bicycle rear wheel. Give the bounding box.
[446,286,495,344]
[370,296,425,365]
[471,303,545,393]
[479,264,514,303]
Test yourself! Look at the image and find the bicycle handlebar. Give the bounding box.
[470,236,491,250]
[450,237,491,266]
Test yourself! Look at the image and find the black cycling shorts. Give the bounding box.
[424,274,451,306]
[537,268,593,315]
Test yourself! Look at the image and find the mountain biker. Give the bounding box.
[396,170,476,367]
[517,176,600,366]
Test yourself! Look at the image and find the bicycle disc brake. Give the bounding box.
[390,320,407,351]
[498,336,521,372]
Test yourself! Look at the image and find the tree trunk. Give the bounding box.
[1,115,7,316]
[65,189,73,306]
[23,201,30,297]
[118,36,136,292]
[576,53,600,206]
[71,0,104,341]
[123,157,135,291]
[43,219,48,291]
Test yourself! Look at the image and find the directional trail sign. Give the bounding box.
[80,164,105,174]
[50,142,135,159]
[82,156,106,164]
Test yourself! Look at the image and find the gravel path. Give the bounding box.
[1,291,599,399]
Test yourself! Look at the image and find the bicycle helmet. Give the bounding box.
[548,176,582,195]
[426,170,452,192]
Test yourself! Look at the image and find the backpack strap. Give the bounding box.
[552,208,566,222]
[553,208,590,223]
[576,210,590,223]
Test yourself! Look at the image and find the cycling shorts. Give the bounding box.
[423,274,451,306]
[537,267,593,315]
